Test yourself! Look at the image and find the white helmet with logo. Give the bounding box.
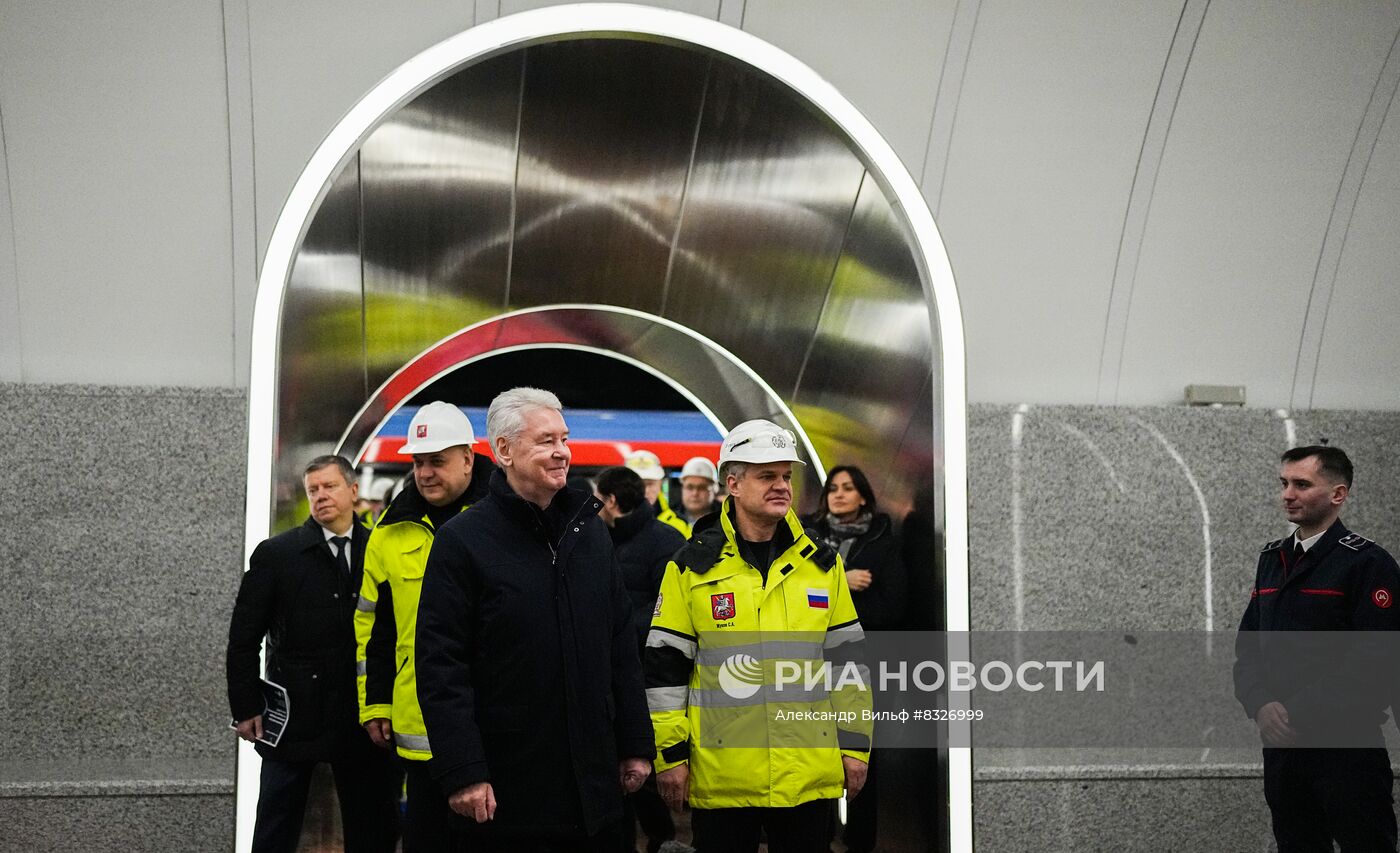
[680,456,718,483]
[624,449,666,481]
[398,401,476,455]
[718,419,804,467]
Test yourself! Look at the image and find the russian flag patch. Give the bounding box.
[807,588,829,609]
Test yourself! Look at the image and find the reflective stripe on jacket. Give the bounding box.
[645,500,871,809]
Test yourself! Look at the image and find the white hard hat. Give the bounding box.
[680,456,718,483]
[624,449,666,481]
[367,476,398,502]
[398,402,476,455]
[718,419,805,467]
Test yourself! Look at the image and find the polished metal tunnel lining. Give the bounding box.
[245,10,969,850]
[277,36,935,528]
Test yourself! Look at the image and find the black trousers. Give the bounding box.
[458,821,625,852]
[251,734,401,853]
[691,799,834,853]
[403,759,457,853]
[1264,747,1397,852]
[623,775,675,852]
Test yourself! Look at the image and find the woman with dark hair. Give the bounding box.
[805,465,908,853]
[807,465,908,631]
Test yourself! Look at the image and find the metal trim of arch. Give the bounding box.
[245,5,970,851]
[332,304,826,479]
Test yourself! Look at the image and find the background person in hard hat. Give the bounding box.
[415,387,653,851]
[353,475,399,525]
[645,419,872,853]
[595,465,686,853]
[355,401,489,853]
[677,456,722,527]
[227,455,401,853]
[626,448,690,537]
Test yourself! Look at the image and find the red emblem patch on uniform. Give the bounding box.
[416,425,428,438]
[711,592,735,621]
[1373,588,1392,609]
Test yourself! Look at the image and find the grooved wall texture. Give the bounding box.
[967,402,1400,849]
[967,403,1400,633]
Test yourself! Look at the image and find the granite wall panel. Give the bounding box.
[3,384,1397,850]
[0,793,233,852]
[0,384,245,761]
[967,403,1400,632]
[975,773,1272,852]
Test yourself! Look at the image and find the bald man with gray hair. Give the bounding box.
[415,387,653,851]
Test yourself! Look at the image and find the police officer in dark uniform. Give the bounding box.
[1234,445,1400,852]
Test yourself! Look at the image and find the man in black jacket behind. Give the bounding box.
[416,387,653,851]
[226,455,401,853]
[595,465,684,852]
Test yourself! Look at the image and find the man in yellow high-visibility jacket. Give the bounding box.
[355,401,485,852]
[645,419,871,852]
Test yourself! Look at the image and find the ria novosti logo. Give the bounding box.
[718,653,765,699]
[718,654,1106,698]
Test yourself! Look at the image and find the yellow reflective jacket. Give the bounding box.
[645,500,872,809]
[655,490,691,538]
[354,476,481,761]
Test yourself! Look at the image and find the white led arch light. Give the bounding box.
[244,5,971,851]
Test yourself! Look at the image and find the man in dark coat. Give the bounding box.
[226,455,401,853]
[594,465,684,853]
[416,387,653,852]
[595,465,687,651]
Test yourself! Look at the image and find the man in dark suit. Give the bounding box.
[227,455,401,853]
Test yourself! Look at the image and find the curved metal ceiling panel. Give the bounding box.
[276,33,936,569]
[276,154,364,497]
[508,40,709,312]
[360,52,524,389]
[663,58,869,397]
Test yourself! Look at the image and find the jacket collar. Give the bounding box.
[810,510,891,540]
[689,498,810,586]
[717,496,804,553]
[488,468,600,529]
[377,457,493,529]
[296,515,367,552]
[377,478,432,528]
[1298,518,1350,566]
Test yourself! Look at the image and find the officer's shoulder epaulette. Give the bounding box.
[1339,533,1374,551]
[801,529,839,571]
[674,526,727,575]
[1261,538,1286,553]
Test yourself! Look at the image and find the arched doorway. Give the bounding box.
[244,5,969,850]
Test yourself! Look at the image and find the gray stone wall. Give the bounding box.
[968,403,1400,850]
[0,384,243,844]
[2,385,1397,850]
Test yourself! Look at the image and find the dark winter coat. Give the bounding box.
[610,503,687,651]
[226,516,369,762]
[415,470,653,838]
[807,512,909,630]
